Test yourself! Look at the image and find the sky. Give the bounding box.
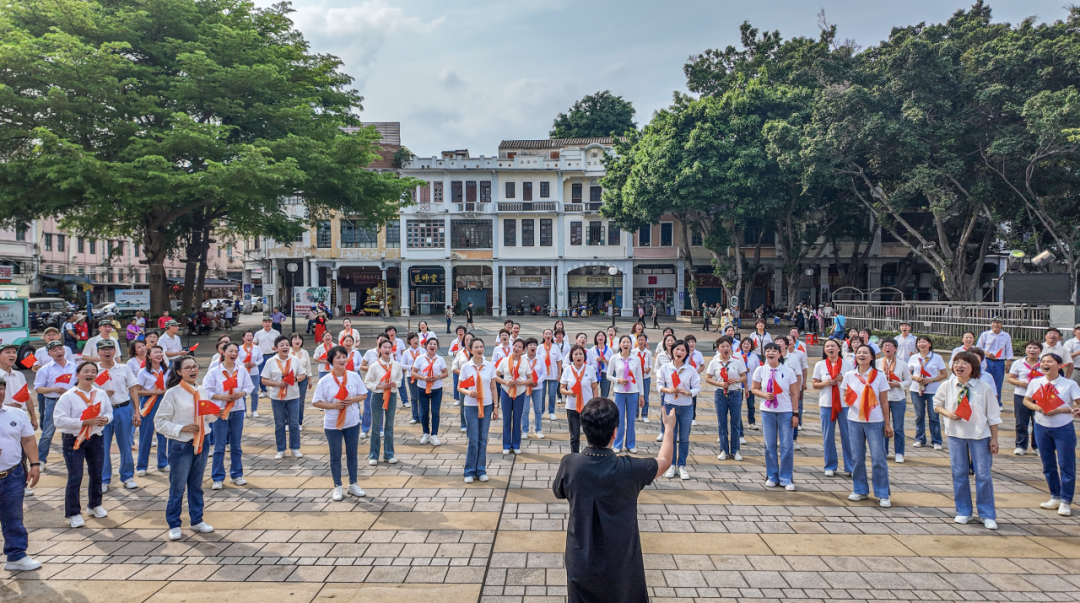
[254,0,1070,157]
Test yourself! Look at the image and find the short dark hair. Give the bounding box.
[581,397,619,447]
[273,335,289,347]
[952,351,982,378]
[880,338,897,349]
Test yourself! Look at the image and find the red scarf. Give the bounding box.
[379,361,393,409]
[220,368,239,417]
[1024,360,1043,380]
[569,364,586,412]
[333,371,351,428]
[826,357,843,421]
[141,367,166,417]
[182,380,219,454]
[423,355,438,395]
[242,343,254,365]
[505,355,522,398]
[844,369,880,421]
[73,389,100,450]
[275,357,295,399]
[460,363,485,417]
[543,342,553,373]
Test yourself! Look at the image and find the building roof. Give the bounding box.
[498,137,614,149]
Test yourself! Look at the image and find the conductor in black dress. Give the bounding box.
[553,397,676,603]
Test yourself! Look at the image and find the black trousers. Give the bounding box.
[62,433,104,517]
[1014,394,1038,451]
[567,409,581,454]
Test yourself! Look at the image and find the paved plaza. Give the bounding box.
[2,315,1079,602]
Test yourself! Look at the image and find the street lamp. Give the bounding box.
[287,262,298,334]
[608,266,618,328]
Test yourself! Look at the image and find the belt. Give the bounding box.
[112,401,131,409]
[0,465,18,479]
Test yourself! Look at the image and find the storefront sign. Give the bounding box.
[114,289,150,311]
[568,275,623,289]
[410,268,445,287]
[0,266,12,281]
[632,274,676,289]
[505,275,550,288]
[293,287,329,315]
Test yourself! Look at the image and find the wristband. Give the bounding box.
[30,462,40,467]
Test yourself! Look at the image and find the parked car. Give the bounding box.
[201,297,231,310]
[28,297,69,315]
[95,302,117,315]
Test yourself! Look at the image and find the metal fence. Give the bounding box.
[834,301,1051,343]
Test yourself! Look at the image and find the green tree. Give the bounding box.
[0,0,415,317]
[551,91,637,139]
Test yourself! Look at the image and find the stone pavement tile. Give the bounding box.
[821,571,870,590]
[365,566,411,583]
[0,579,167,603]
[325,566,373,582]
[247,565,297,581]
[244,511,379,530]
[747,555,793,571]
[445,566,486,583]
[145,581,323,602]
[164,565,218,581]
[762,534,915,557]
[373,511,500,531]
[894,535,1059,558]
[505,568,546,586]
[315,583,483,603]
[208,565,258,581]
[46,562,111,580]
[783,556,830,572]
[981,573,1039,591]
[673,554,717,570]
[87,563,144,581]
[1028,536,1080,558]
[741,570,788,589]
[287,566,334,582]
[901,573,953,590]
[782,571,830,589]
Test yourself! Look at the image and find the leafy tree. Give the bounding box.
[551,91,637,139]
[0,0,415,317]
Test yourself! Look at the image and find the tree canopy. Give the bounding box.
[550,90,637,139]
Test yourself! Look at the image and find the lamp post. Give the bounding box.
[287,262,298,334]
[608,266,618,328]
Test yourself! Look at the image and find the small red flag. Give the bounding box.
[12,384,30,403]
[198,398,221,416]
[188,343,199,353]
[94,370,110,386]
[459,375,476,390]
[19,355,35,369]
[55,373,73,385]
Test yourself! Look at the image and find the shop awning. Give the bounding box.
[43,274,99,285]
[166,277,239,289]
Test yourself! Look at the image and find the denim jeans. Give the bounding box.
[639,378,651,418]
[361,392,373,434]
[598,373,610,398]
[271,398,301,452]
[211,411,245,482]
[0,465,29,561]
[326,424,360,486]
[948,436,995,519]
[409,381,420,422]
[297,378,308,426]
[368,392,397,460]
[984,358,1005,403]
[762,411,794,485]
[398,382,410,411]
[454,373,466,429]
[792,396,805,440]
[36,397,60,463]
[464,404,493,478]
[911,391,942,446]
[501,391,526,450]
[1035,422,1077,504]
[850,421,890,499]
[664,404,693,467]
[613,392,637,450]
[251,374,262,412]
[715,389,742,455]
[1014,394,1038,450]
[567,409,581,453]
[745,392,756,429]
[61,433,104,517]
[417,388,442,436]
[101,403,135,484]
[821,408,854,473]
[37,393,46,426]
[543,379,559,414]
[136,395,169,471]
[522,388,543,434]
[165,437,208,529]
[883,397,906,456]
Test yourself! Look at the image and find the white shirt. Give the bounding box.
[238,344,264,377]
[525,355,546,385]
[875,356,912,402]
[402,347,424,374]
[137,365,169,395]
[1064,337,1080,369]
[840,368,891,423]
[607,353,644,395]
[154,383,216,442]
[496,355,533,397]
[686,349,705,372]
[0,405,33,471]
[291,348,312,378]
[748,332,773,355]
[387,337,407,363]
[312,371,368,430]
[84,335,122,360]
[159,332,184,356]
[33,359,77,398]
[450,350,471,374]
[93,363,139,405]
[976,329,1014,361]
[588,345,614,381]
[950,346,987,371]
[894,333,917,363]
[312,343,334,374]
[814,357,853,408]
[490,343,512,367]
[54,386,113,437]
[458,359,496,407]
[447,338,468,359]
[126,356,147,375]
[736,350,761,380]
[1008,357,1045,390]
[35,344,74,368]
[933,376,1002,439]
[417,331,434,346]
[538,342,563,381]
[705,356,747,392]
[363,358,404,393]
[338,328,360,346]
[909,353,947,395]
[1043,342,1068,362]
[752,363,798,413]
[560,362,597,412]
[253,328,280,355]
[261,354,307,400]
[655,363,701,406]
[652,350,671,376]
[202,364,255,412]
[413,354,447,390]
[633,347,653,379]
[1025,376,1080,429]
[0,366,28,409]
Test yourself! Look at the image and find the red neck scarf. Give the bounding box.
[73,389,100,450]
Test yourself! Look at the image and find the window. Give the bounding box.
[609,225,621,245]
[385,219,400,248]
[503,219,516,246]
[638,226,651,247]
[590,186,602,202]
[218,247,222,257]
[316,221,332,248]
[523,182,533,201]
[107,240,113,255]
[451,181,463,203]
[90,239,97,254]
[419,184,430,203]
[505,182,515,199]
[572,183,582,201]
[14,225,25,242]
[691,228,703,246]
[57,234,65,252]
[522,219,535,246]
[133,243,139,257]
[226,244,232,256]
[77,267,84,276]
[77,237,84,253]
[588,221,603,245]
[540,181,550,198]
[465,181,477,202]
[433,181,444,203]
[540,219,552,246]
[407,219,445,248]
[116,268,123,282]
[115,241,123,256]
[570,221,582,245]
[294,230,304,243]
[450,219,493,249]
[479,181,491,202]
[44,233,52,251]
[660,222,673,246]
[253,237,260,250]
[340,219,379,248]
[134,270,140,283]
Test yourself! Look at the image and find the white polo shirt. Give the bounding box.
[0,405,34,472]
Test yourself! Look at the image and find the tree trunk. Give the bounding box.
[193,226,212,310]
[678,219,700,314]
[144,230,170,321]
[180,229,203,313]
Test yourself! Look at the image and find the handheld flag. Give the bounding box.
[94,370,110,386]
[19,355,35,369]
[12,384,30,404]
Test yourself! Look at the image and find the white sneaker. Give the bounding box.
[512,449,520,455]
[785,484,796,492]
[691,420,698,426]
[24,487,33,496]
[933,443,942,450]
[478,475,489,482]
[4,556,41,571]
[749,423,760,430]
[460,427,466,432]
[332,486,343,501]
[739,437,747,445]
[409,419,417,425]
[291,449,303,459]
[878,498,891,508]
[162,465,170,473]
[655,434,663,442]
[191,522,214,533]
[91,506,108,518]
[643,418,650,423]
[613,448,621,454]
[168,527,182,541]
[733,453,742,461]
[463,476,474,484]
[503,449,510,455]
[825,470,835,477]
[628,448,637,453]
[68,514,84,528]
[251,411,260,418]
[549,413,556,420]
[298,424,304,431]
[983,518,998,530]
[1059,503,1072,517]
[848,493,868,501]
[765,480,777,487]
[348,484,365,497]
[716,437,721,443]
[420,434,430,445]
[368,459,378,466]
[101,483,109,494]
[430,435,442,446]
[387,457,398,464]
[793,441,802,450]
[274,451,284,460]
[136,469,146,477]
[232,477,247,486]
[912,441,923,448]
[717,451,727,461]
[895,454,905,464]
[211,481,223,490]
[678,466,690,480]
[125,479,138,489]
[663,466,676,479]
[536,431,545,439]
[454,401,460,406]
[955,515,971,524]
[360,431,369,439]
[1041,497,1062,509]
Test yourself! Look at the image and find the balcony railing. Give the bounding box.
[564,203,583,212]
[496,202,558,212]
[455,202,488,213]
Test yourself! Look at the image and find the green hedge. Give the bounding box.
[871,330,1025,356]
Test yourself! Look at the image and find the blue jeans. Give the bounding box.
[464,404,493,478]
[501,391,526,450]
[850,421,890,499]
[715,390,741,455]
[417,388,442,435]
[949,436,995,519]
[1035,422,1077,504]
[762,411,794,485]
[454,373,466,430]
[598,373,610,398]
[664,404,693,467]
[136,395,169,471]
[409,382,420,422]
[745,392,756,429]
[211,411,245,482]
[368,392,397,460]
[911,392,942,446]
[884,397,906,456]
[251,374,262,412]
[639,378,651,418]
[522,388,543,434]
[792,396,805,440]
[297,378,308,426]
[271,398,300,452]
[165,438,208,529]
[361,392,373,434]
[36,397,59,463]
[984,358,1005,403]
[398,382,410,411]
[821,407,854,473]
[1014,394,1037,450]
[613,392,637,450]
[326,424,360,486]
[543,379,559,414]
[0,465,28,562]
[101,403,135,484]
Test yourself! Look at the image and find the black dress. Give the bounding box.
[553,447,658,603]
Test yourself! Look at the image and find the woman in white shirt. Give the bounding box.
[312,346,369,501]
[706,335,746,461]
[363,339,404,465]
[559,344,598,454]
[737,337,761,434]
[154,356,216,541]
[495,339,532,455]
[633,334,652,423]
[312,330,335,380]
[522,338,547,438]
[588,331,613,398]
[607,335,644,454]
[417,321,433,346]
[1006,340,1045,456]
[290,334,311,430]
[813,339,853,476]
[238,331,264,418]
[748,320,772,356]
[752,342,800,490]
[458,338,500,482]
[934,350,1002,529]
[909,335,947,450]
[877,338,913,464]
[337,318,359,346]
[412,337,448,446]
[261,336,307,460]
[54,361,113,528]
[656,341,701,480]
[202,343,254,490]
[450,332,473,432]
[402,332,423,424]
[1022,352,1079,517]
[135,346,170,475]
[842,344,893,507]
